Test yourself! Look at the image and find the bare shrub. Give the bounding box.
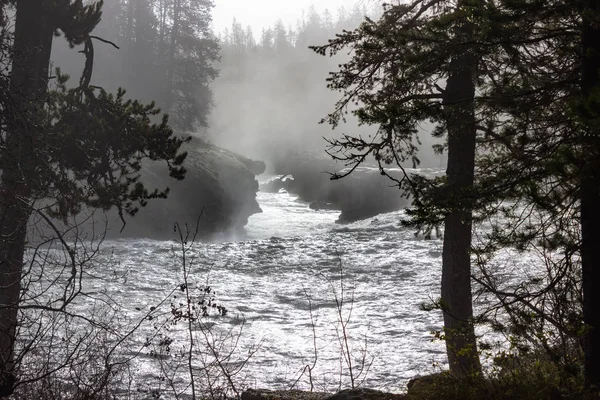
[292,255,374,392]
[145,221,260,400]
[7,211,162,399]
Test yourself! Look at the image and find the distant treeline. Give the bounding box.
[207,4,405,163]
[218,4,372,52]
[51,2,441,166]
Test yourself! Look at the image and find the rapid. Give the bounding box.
[43,175,540,394]
[99,180,447,392]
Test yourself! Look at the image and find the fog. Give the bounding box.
[209,4,444,170]
[49,1,443,174]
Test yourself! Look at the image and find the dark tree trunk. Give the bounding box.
[165,0,181,112]
[440,12,481,375]
[0,0,53,395]
[580,0,600,391]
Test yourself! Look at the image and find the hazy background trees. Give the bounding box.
[209,4,368,162]
[51,0,219,133]
[210,4,443,169]
[50,2,442,171]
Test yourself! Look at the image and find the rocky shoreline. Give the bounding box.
[89,147,442,239]
[103,138,266,239]
[239,374,448,400]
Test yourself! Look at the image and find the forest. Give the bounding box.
[0,0,598,400]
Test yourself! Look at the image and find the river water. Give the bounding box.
[102,183,448,393]
[26,176,540,396]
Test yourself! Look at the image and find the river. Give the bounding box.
[24,177,537,396]
[102,183,447,394]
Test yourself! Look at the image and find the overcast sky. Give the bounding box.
[212,0,356,34]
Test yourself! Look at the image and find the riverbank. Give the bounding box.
[241,388,406,400]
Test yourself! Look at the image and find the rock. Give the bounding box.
[260,175,292,193]
[240,388,405,400]
[330,167,411,224]
[324,388,406,400]
[231,150,266,176]
[241,389,330,400]
[269,152,337,201]
[102,139,264,239]
[406,372,451,398]
[269,152,426,223]
[407,372,445,388]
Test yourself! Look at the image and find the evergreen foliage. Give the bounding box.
[55,0,220,133]
[0,0,209,394]
[314,0,600,392]
[44,73,188,222]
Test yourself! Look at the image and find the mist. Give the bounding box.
[48,2,443,173]
[43,0,446,236]
[209,3,444,171]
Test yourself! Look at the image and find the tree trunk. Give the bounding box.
[580,0,600,391]
[125,0,135,44]
[159,0,167,45]
[165,0,180,112]
[440,10,481,376]
[0,0,53,395]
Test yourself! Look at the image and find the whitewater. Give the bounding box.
[31,175,540,395]
[94,184,446,391]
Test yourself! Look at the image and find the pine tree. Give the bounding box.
[438,0,482,375]
[312,0,487,375]
[160,0,219,131]
[273,20,290,53]
[316,0,600,389]
[578,0,600,388]
[0,1,189,394]
[485,0,600,390]
[91,0,219,132]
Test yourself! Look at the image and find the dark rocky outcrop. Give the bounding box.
[103,139,264,239]
[241,388,405,400]
[260,175,292,193]
[268,152,422,223]
[241,389,330,400]
[406,372,448,396]
[329,167,411,224]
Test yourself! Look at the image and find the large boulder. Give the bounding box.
[104,139,265,239]
[241,389,330,400]
[325,388,406,400]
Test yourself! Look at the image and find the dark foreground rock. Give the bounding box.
[241,388,405,400]
[406,372,448,397]
[102,139,264,239]
[326,388,406,400]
